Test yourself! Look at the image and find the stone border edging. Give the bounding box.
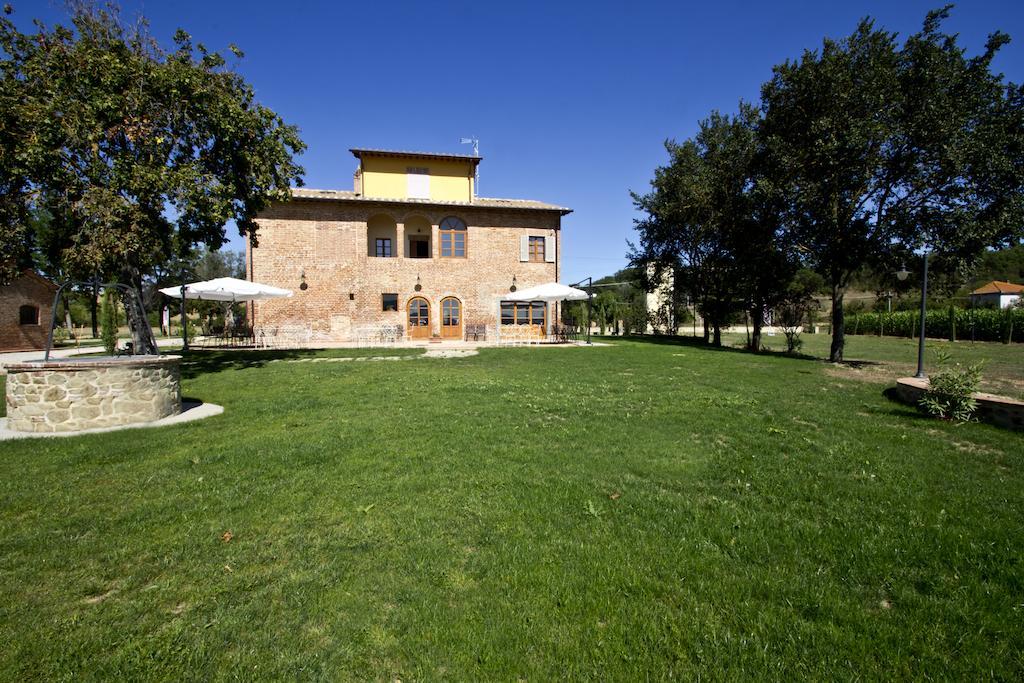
[894,377,1024,431]
[0,401,223,441]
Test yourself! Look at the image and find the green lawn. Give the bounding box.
[719,331,1024,399]
[1,339,1022,679]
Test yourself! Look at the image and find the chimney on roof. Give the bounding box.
[353,168,362,195]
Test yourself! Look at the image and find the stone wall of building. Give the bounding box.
[5,357,181,433]
[249,200,563,340]
[0,271,57,352]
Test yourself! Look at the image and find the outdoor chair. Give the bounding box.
[255,327,271,349]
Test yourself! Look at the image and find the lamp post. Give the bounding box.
[896,252,929,379]
[180,274,189,352]
[570,276,594,345]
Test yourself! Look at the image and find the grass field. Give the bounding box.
[720,330,1024,399]
[1,337,1022,679]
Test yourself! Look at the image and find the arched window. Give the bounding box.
[440,216,467,258]
[19,305,39,326]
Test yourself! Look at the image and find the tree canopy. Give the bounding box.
[632,105,803,348]
[0,3,305,287]
[633,7,1024,360]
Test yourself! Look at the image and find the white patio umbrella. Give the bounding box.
[496,282,591,341]
[502,282,590,302]
[159,277,293,302]
[160,277,293,348]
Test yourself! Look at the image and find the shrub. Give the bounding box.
[100,288,119,355]
[783,329,803,353]
[52,326,69,345]
[919,350,983,422]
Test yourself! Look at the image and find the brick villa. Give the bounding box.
[249,149,572,341]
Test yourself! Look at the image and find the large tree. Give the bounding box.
[0,3,305,351]
[760,8,1024,361]
[632,104,797,348]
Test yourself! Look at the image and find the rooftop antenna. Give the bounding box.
[460,136,479,198]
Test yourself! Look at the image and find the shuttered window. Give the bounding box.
[528,236,545,262]
[407,167,429,199]
[521,235,556,262]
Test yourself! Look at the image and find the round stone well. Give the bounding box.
[4,355,182,433]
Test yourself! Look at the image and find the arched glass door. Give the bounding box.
[408,297,431,338]
[441,297,462,339]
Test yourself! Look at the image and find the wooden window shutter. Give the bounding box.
[407,167,429,199]
[520,235,529,262]
[544,236,556,263]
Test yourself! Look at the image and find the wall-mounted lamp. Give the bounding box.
[414,274,422,292]
[299,269,308,291]
[510,274,517,293]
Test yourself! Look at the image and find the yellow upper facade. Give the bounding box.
[352,149,479,202]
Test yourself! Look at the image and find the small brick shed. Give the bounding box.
[0,271,57,352]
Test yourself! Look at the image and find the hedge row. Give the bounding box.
[845,307,1023,343]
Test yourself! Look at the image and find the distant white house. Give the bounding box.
[969,280,1023,309]
[645,265,677,333]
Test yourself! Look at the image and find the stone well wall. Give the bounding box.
[4,356,181,433]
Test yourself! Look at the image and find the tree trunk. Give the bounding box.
[62,292,73,335]
[829,284,845,362]
[712,324,722,347]
[750,304,764,352]
[90,281,99,338]
[121,267,158,355]
[701,299,710,343]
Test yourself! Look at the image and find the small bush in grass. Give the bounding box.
[920,350,983,422]
[783,328,803,353]
[52,326,69,345]
[100,288,119,355]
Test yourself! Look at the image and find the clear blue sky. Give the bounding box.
[16,0,1024,283]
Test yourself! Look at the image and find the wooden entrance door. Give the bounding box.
[441,297,462,339]
[408,297,430,338]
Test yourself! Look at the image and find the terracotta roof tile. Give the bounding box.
[289,188,571,214]
[349,148,482,164]
[971,280,1024,295]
